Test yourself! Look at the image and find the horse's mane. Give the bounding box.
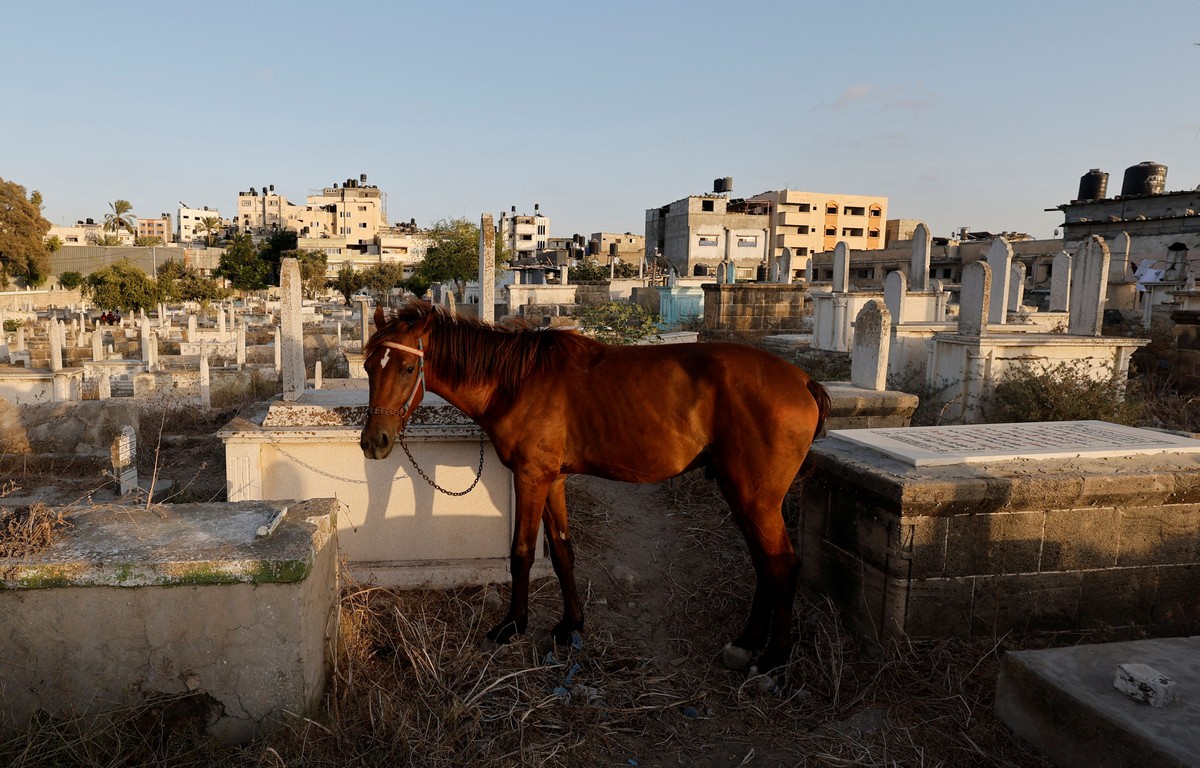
[367,300,599,396]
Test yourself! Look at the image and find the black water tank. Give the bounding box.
[1121,162,1167,196]
[1077,169,1108,201]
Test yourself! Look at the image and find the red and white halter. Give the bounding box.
[366,339,425,419]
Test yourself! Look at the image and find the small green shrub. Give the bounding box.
[3,318,25,333]
[574,301,662,345]
[58,271,84,290]
[982,359,1140,425]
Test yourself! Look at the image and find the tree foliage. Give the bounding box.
[82,259,160,312]
[157,260,228,304]
[574,301,662,345]
[259,229,298,284]
[215,233,269,291]
[104,199,136,235]
[284,249,328,299]
[0,178,52,286]
[135,235,163,247]
[196,216,222,247]
[415,217,478,300]
[58,271,84,290]
[983,360,1140,425]
[332,264,364,305]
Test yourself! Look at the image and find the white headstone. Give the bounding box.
[884,270,908,325]
[833,242,850,293]
[778,248,793,285]
[478,213,496,322]
[98,371,111,400]
[139,317,151,362]
[198,344,211,407]
[314,359,323,390]
[112,426,137,496]
[236,322,246,368]
[1050,252,1072,313]
[147,330,159,372]
[851,300,891,392]
[986,238,1012,326]
[959,262,991,337]
[357,297,370,346]
[187,314,197,343]
[273,326,282,372]
[91,327,103,361]
[804,257,814,283]
[280,257,305,400]
[1008,262,1026,314]
[1068,235,1111,337]
[49,321,63,372]
[910,223,931,291]
[1109,232,1132,282]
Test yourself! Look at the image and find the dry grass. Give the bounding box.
[0,473,1052,767]
[0,502,73,557]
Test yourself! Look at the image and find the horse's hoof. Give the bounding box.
[748,667,780,694]
[722,643,753,671]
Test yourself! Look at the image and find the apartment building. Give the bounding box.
[499,205,549,261]
[235,175,387,247]
[746,189,887,263]
[644,194,770,279]
[177,205,222,244]
[137,214,172,244]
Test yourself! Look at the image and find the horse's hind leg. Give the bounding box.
[542,476,584,644]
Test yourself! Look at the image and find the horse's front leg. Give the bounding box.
[542,476,583,644]
[486,471,552,644]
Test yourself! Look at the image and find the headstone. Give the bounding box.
[910,223,931,291]
[1050,252,1072,313]
[357,297,370,346]
[444,291,457,317]
[478,213,495,322]
[314,360,323,390]
[560,265,569,285]
[851,300,891,392]
[187,314,197,343]
[833,242,850,293]
[147,331,159,372]
[91,327,103,361]
[716,262,727,284]
[1109,232,1132,282]
[778,248,793,285]
[280,258,305,401]
[1008,262,1026,314]
[198,345,210,407]
[111,426,137,496]
[804,257,814,283]
[884,270,908,324]
[236,323,246,368]
[217,305,227,337]
[49,321,63,372]
[273,326,282,373]
[1068,235,1111,337]
[986,238,1012,326]
[958,261,991,337]
[335,322,342,348]
[139,317,151,362]
[98,371,111,400]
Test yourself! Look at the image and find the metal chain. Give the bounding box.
[397,430,486,496]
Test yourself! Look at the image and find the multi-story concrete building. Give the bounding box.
[178,204,223,244]
[499,205,549,262]
[590,232,645,263]
[235,175,388,247]
[137,214,172,244]
[47,219,104,246]
[746,189,887,263]
[644,194,770,279]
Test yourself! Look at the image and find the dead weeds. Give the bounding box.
[0,503,73,558]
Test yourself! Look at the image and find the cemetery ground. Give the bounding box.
[4,332,1198,768]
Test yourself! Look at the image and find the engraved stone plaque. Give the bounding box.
[829,420,1200,466]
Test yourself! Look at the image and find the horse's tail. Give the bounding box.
[807,378,832,440]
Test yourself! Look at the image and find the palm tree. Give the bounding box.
[196,216,222,247]
[103,199,136,241]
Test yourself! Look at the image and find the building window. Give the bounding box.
[702,200,715,212]
[870,208,882,217]
[869,229,880,238]
[855,268,873,279]
[358,205,367,211]
[797,226,809,235]
[737,237,757,247]
[796,247,808,256]
[843,206,865,216]
[824,227,836,236]
[826,204,838,214]
[359,222,367,228]
[841,227,864,237]
[698,235,719,247]
[797,203,811,213]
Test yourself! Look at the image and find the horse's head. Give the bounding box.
[360,303,432,460]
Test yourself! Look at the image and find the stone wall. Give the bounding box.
[702,283,809,332]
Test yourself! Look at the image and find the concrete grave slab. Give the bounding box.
[996,636,1200,768]
[829,420,1200,467]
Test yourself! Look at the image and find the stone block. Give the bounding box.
[1117,505,1200,567]
[1150,564,1200,631]
[1077,569,1156,629]
[899,516,948,579]
[944,511,1044,577]
[902,576,974,637]
[1113,663,1176,707]
[1042,508,1120,571]
[970,572,1082,638]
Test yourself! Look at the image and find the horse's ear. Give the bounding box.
[373,304,386,329]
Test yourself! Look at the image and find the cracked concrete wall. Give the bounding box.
[0,523,337,743]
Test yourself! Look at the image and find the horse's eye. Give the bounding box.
[405,365,415,375]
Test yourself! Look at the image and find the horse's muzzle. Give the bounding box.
[360,426,394,460]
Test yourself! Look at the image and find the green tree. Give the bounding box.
[332,264,364,305]
[134,235,163,247]
[58,271,84,290]
[92,233,122,246]
[215,233,269,291]
[196,216,222,247]
[259,229,298,285]
[571,259,608,281]
[574,301,662,345]
[0,179,52,286]
[415,217,479,300]
[81,259,160,312]
[45,235,63,253]
[104,199,136,237]
[279,248,328,299]
[157,260,227,304]
[358,262,409,303]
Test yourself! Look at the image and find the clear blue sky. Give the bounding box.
[5,1,1198,242]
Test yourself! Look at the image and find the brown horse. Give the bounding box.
[360,300,829,673]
